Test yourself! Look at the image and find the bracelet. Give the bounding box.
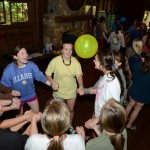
[79,84,84,86]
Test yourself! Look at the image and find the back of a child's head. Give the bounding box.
[97,49,114,71]
[99,16,106,23]
[113,51,125,68]
[115,25,122,34]
[100,99,126,150]
[132,38,143,54]
[41,100,70,150]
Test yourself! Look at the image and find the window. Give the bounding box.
[85,5,96,17]
[0,1,6,23]
[0,0,28,24]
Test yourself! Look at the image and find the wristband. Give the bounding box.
[79,84,84,86]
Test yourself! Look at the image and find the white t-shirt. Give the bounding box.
[25,134,85,150]
[107,31,125,51]
[95,74,121,117]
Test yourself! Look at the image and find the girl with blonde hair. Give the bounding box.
[77,99,127,150]
[126,51,150,130]
[25,100,85,150]
[127,39,143,74]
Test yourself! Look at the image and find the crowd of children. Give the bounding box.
[0,17,150,150]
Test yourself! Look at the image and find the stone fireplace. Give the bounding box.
[43,0,93,50]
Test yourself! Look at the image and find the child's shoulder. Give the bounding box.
[52,55,61,61]
[28,61,36,66]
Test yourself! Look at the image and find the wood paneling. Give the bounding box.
[0,30,8,55]
[0,26,34,55]
[34,55,150,150]
[21,27,34,52]
[7,28,21,52]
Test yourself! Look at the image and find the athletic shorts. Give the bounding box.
[21,96,37,106]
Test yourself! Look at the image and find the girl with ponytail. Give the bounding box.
[77,99,127,150]
[25,100,85,150]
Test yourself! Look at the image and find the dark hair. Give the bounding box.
[12,45,27,65]
[96,50,124,97]
[115,25,121,34]
[113,51,130,87]
[60,40,74,50]
[97,50,114,71]
[136,20,141,28]
[13,45,26,56]
[142,52,150,74]
[99,16,106,23]
[100,99,126,150]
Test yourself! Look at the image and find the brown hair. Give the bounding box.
[96,50,124,97]
[113,51,131,88]
[100,99,126,150]
[12,45,27,65]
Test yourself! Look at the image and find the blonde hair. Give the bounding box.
[41,100,70,150]
[132,38,143,54]
[100,99,126,150]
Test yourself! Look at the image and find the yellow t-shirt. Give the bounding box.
[45,55,83,99]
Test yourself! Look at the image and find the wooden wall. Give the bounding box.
[0,25,34,55]
[87,0,150,23]
[0,0,44,56]
[0,0,149,56]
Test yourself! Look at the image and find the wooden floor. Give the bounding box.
[34,57,150,150]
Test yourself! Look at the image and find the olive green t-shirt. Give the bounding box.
[86,129,127,150]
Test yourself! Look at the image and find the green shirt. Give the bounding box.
[86,129,127,150]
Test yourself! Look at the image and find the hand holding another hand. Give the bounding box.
[89,88,97,95]
[77,86,84,96]
[10,97,21,110]
[76,126,85,140]
[85,117,99,129]
[51,81,59,91]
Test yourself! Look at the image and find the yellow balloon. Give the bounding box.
[75,34,98,59]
